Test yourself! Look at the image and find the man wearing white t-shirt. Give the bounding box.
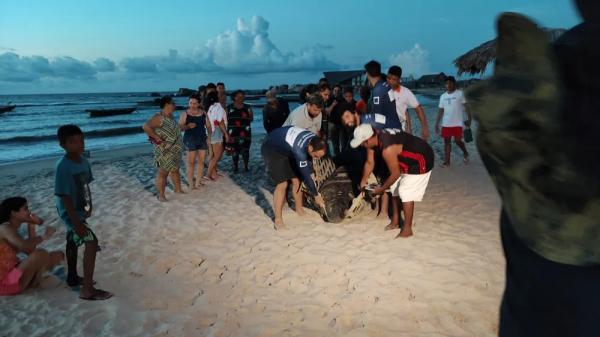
[387,66,430,140]
[435,76,471,166]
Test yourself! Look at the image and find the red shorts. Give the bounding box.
[0,267,23,296]
[441,127,463,139]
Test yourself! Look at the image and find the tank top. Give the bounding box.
[183,111,207,142]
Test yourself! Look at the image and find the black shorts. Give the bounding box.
[261,145,297,184]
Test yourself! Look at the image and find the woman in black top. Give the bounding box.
[225,90,254,172]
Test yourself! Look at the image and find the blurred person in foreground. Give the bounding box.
[467,3,600,336]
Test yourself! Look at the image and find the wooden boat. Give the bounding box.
[86,107,136,118]
[137,99,160,106]
[0,105,16,114]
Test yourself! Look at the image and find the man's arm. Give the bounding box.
[414,105,429,140]
[435,108,444,135]
[359,148,376,188]
[405,111,413,134]
[376,146,403,193]
[293,147,319,196]
[325,100,337,116]
[464,102,472,127]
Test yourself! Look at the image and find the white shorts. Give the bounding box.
[389,171,431,202]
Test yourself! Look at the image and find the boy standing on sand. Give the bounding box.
[435,76,471,166]
[55,124,112,300]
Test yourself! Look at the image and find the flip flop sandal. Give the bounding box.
[79,289,113,301]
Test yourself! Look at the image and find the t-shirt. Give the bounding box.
[207,103,226,132]
[282,103,322,134]
[378,128,434,174]
[438,90,467,127]
[263,126,319,196]
[54,156,93,229]
[365,79,403,130]
[393,86,420,125]
[356,99,367,114]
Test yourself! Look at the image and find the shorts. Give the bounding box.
[390,171,431,201]
[0,267,23,296]
[261,145,297,184]
[67,227,98,247]
[441,126,463,139]
[210,128,223,145]
[184,138,208,151]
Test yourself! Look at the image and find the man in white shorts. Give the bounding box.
[352,124,434,238]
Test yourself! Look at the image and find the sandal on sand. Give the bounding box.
[80,289,113,301]
[202,176,214,181]
[67,276,96,287]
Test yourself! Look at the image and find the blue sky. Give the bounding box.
[0,0,581,94]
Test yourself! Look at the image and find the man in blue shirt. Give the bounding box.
[363,60,403,130]
[261,126,327,229]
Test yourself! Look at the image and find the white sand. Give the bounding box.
[0,134,504,336]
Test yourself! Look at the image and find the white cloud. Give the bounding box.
[194,16,338,73]
[121,16,338,75]
[1,15,338,85]
[388,44,431,77]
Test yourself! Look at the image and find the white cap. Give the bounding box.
[350,124,374,148]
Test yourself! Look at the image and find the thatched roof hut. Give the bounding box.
[453,28,567,76]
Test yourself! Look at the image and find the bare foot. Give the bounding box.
[384,223,399,231]
[273,218,286,230]
[158,195,168,202]
[395,227,413,238]
[174,189,186,194]
[295,208,306,217]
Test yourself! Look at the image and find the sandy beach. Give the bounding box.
[0,120,505,337]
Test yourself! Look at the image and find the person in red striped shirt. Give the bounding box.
[351,124,434,238]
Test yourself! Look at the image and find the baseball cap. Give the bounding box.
[350,124,374,148]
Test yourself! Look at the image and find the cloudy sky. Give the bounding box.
[0,0,581,94]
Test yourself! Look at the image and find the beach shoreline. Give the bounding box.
[0,121,505,336]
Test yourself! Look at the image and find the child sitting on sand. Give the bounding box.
[0,197,64,296]
[55,124,112,300]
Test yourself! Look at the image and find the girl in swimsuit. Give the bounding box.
[0,197,64,296]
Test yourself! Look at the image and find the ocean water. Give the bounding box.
[0,92,437,163]
[0,92,287,163]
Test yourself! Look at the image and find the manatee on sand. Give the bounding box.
[303,156,373,223]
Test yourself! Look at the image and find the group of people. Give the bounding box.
[261,60,472,237]
[0,61,473,300]
[142,82,254,201]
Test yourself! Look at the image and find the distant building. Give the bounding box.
[323,70,365,88]
[416,72,447,87]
